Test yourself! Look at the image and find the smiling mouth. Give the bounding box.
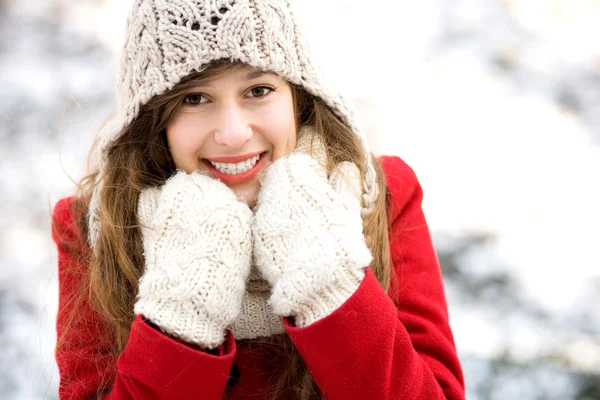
[201,152,268,184]
[206,153,263,175]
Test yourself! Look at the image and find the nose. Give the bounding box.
[213,105,253,148]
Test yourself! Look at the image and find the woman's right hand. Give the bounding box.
[134,170,253,350]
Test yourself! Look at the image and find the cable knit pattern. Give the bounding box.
[253,126,372,327]
[87,0,379,251]
[134,170,253,349]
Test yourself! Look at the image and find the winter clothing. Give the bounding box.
[54,0,466,397]
[52,156,467,400]
[135,170,253,349]
[132,124,370,344]
[253,126,372,327]
[230,265,286,340]
[87,0,379,250]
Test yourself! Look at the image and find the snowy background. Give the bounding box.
[1,0,599,399]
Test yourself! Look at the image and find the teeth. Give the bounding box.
[209,154,261,175]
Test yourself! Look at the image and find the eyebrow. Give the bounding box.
[246,70,274,80]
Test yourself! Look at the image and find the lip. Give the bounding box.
[202,151,268,185]
[205,151,265,164]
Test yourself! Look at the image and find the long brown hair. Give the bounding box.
[57,60,395,399]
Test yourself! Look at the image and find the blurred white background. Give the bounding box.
[1,0,599,398]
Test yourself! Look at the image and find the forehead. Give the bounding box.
[197,64,283,86]
[236,67,279,81]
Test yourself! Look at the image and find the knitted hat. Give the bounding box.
[88,0,378,249]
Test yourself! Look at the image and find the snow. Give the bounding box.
[1,0,598,398]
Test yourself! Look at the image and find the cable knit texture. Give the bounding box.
[134,170,253,349]
[253,126,372,327]
[87,0,379,251]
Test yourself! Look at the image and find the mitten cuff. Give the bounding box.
[134,299,227,350]
[285,267,366,328]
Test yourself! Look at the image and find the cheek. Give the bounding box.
[259,98,297,149]
[166,115,207,162]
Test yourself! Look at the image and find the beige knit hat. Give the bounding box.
[88,0,378,249]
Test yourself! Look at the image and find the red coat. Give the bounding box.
[52,156,466,400]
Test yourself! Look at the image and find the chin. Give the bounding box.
[235,193,257,208]
[230,184,259,208]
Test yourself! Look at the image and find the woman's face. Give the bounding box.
[166,65,297,208]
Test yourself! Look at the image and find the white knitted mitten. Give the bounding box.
[253,127,373,327]
[134,170,253,349]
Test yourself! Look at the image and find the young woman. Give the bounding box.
[51,1,466,399]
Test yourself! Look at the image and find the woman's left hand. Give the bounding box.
[252,127,372,327]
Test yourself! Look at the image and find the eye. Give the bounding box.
[182,94,207,105]
[246,86,274,99]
